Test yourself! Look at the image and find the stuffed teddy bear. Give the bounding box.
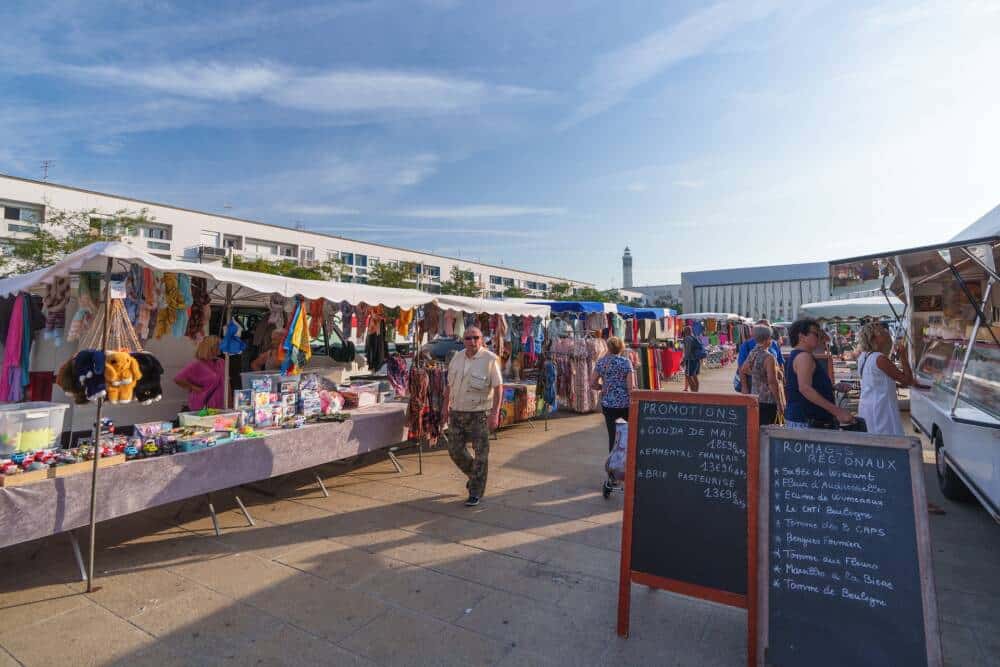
[104,351,142,404]
[55,359,88,404]
[130,352,164,405]
[74,349,107,401]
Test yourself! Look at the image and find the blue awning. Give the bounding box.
[530,301,608,313]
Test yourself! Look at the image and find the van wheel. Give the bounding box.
[934,431,973,502]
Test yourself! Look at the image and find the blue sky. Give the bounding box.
[3,1,999,287]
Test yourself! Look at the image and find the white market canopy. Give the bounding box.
[679,312,747,322]
[0,242,550,317]
[798,295,904,321]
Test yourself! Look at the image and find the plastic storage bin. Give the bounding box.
[239,372,299,393]
[0,402,70,454]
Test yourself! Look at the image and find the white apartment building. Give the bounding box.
[0,173,591,297]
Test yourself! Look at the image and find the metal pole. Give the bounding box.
[86,257,114,592]
[222,283,233,408]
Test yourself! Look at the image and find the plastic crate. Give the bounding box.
[240,371,299,393]
[0,402,70,454]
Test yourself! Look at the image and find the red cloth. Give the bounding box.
[662,349,683,378]
[28,372,55,401]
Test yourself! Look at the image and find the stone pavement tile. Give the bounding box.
[355,565,491,622]
[168,552,298,599]
[429,548,587,604]
[276,539,409,588]
[456,589,611,665]
[336,479,443,505]
[494,648,559,667]
[940,620,987,667]
[294,487,397,515]
[107,642,192,667]
[975,626,1000,667]
[0,575,87,632]
[0,600,155,666]
[0,648,19,667]
[622,587,713,643]
[246,575,387,642]
[521,517,622,554]
[536,538,619,582]
[460,526,555,564]
[230,622,378,666]
[234,495,333,527]
[935,585,1000,632]
[66,568,197,620]
[129,586,277,661]
[95,524,230,571]
[214,520,329,562]
[340,607,509,667]
[377,532,484,567]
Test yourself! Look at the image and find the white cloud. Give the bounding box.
[625,182,648,192]
[69,62,286,100]
[59,60,547,116]
[393,205,567,219]
[278,204,360,216]
[561,1,781,128]
[673,179,704,189]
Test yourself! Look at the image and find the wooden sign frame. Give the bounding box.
[618,390,759,667]
[755,427,942,667]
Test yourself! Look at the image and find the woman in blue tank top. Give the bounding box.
[784,318,853,428]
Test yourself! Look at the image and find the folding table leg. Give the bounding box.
[68,531,87,583]
[387,447,404,473]
[206,493,221,537]
[313,472,330,498]
[234,495,255,527]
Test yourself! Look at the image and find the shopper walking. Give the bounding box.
[590,336,636,452]
[738,325,784,425]
[784,318,853,428]
[442,326,503,507]
[734,319,784,392]
[856,322,913,436]
[681,326,704,392]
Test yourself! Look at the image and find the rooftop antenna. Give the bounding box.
[40,160,54,181]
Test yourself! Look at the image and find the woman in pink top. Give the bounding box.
[174,335,225,410]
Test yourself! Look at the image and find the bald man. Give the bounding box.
[442,326,503,506]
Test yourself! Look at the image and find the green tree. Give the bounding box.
[440,266,480,296]
[546,282,574,300]
[227,254,345,281]
[367,261,418,288]
[503,286,528,298]
[0,207,153,276]
[653,296,682,313]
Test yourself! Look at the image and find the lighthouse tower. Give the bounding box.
[622,247,633,288]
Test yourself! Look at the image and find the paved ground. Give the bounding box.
[0,365,997,666]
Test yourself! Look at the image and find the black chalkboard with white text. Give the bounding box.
[757,428,942,667]
[617,391,759,654]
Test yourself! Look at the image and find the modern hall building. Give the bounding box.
[680,262,830,322]
[630,283,683,307]
[0,173,592,297]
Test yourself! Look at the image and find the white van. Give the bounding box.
[831,236,1000,522]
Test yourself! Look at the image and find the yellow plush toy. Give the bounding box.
[104,351,143,404]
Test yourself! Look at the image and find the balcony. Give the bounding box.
[198,245,228,261]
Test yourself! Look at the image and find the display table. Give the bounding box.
[0,402,407,550]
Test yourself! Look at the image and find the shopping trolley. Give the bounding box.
[602,418,628,499]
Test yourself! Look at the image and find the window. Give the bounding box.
[245,239,278,256]
[341,252,355,266]
[223,234,241,249]
[18,208,40,224]
[425,265,440,279]
[460,270,474,282]
[502,277,514,287]
[147,240,171,251]
[4,207,20,220]
[143,226,171,240]
[355,267,367,276]
[355,254,368,267]
[369,257,380,266]
[490,275,502,285]
[355,276,368,284]
[538,283,547,292]
[279,245,296,258]
[200,231,220,248]
[7,223,37,234]
[300,246,315,261]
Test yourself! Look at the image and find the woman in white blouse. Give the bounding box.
[856,322,913,435]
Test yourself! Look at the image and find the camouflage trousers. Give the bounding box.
[447,411,491,497]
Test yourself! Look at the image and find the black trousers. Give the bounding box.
[759,402,778,426]
[602,406,630,452]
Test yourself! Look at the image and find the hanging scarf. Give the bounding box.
[308,299,324,339]
[173,273,193,337]
[67,272,100,341]
[154,273,179,338]
[281,298,312,374]
[0,294,26,402]
[42,276,71,339]
[396,308,414,337]
[185,277,211,341]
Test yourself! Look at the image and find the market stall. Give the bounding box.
[0,241,552,587]
[679,312,751,369]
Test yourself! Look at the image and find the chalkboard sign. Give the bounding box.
[618,390,759,654]
[756,428,941,667]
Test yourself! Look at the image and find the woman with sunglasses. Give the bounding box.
[784,317,853,429]
[856,321,912,436]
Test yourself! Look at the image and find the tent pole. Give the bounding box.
[86,257,114,592]
[222,283,233,409]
